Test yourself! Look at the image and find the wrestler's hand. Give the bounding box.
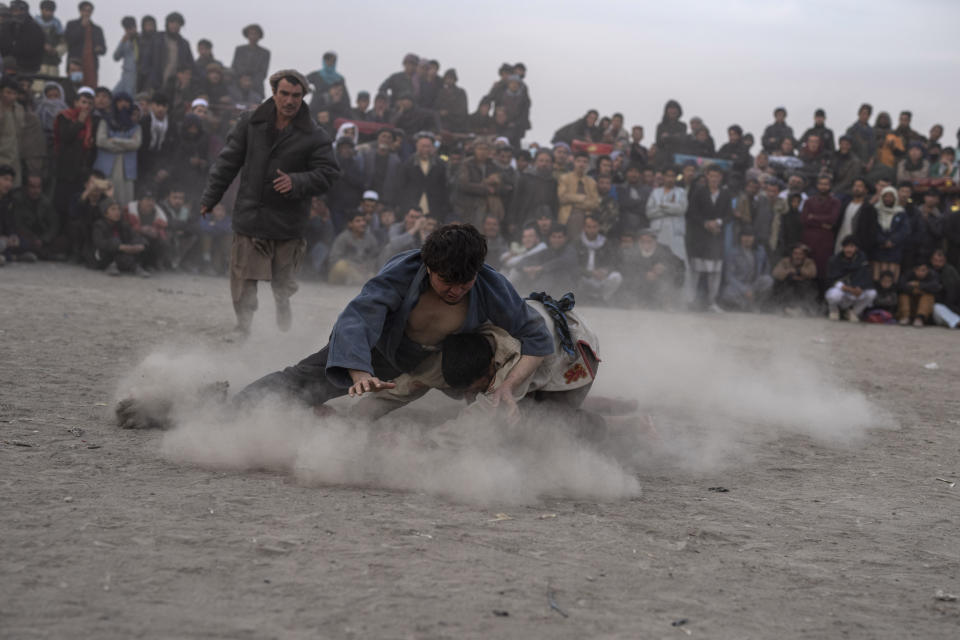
[273,169,293,194]
[347,370,396,397]
[488,383,520,424]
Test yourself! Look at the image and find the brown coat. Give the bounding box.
[772,256,817,281]
[557,171,600,224]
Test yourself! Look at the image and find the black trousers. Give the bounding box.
[234,345,406,407]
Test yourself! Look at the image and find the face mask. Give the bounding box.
[70,71,84,82]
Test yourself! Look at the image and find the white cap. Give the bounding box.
[362,190,379,201]
[77,86,95,97]
[191,98,209,109]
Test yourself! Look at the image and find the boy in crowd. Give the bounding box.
[897,262,941,327]
[91,197,149,276]
[824,235,876,322]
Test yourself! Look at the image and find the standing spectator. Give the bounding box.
[480,214,506,270]
[897,261,940,327]
[0,77,27,187]
[552,109,599,145]
[615,163,651,232]
[379,53,417,105]
[137,92,175,195]
[434,69,468,133]
[719,226,773,311]
[200,70,340,335]
[629,126,648,168]
[896,142,929,184]
[655,100,686,166]
[872,185,911,281]
[326,138,364,228]
[136,15,163,92]
[576,214,622,304]
[173,113,208,204]
[762,106,794,154]
[557,150,599,237]
[111,16,138,96]
[1,0,46,74]
[894,111,925,147]
[825,236,876,321]
[359,128,401,206]
[717,125,751,186]
[834,178,877,257]
[593,175,620,237]
[754,178,787,255]
[231,24,269,100]
[452,139,499,227]
[903,188,943,272]
[800,175,841,289]
[685,165,730,312]
[507,148,557,235]
[845,103,875,166]
[64,1,105,87]
[645,165,687,261]
[830,135,863,196]
[397,133,448,220]
[35,0,66,78]
[771,243,818,315]
[157,12,191,89]
[799,109,836,152]
[52,86,94,221]
[93,92,140,206]
[192,38,220,78]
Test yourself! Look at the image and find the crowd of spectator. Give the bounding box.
[1,2,959,329]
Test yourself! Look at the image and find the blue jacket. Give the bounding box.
[326,250,554,387]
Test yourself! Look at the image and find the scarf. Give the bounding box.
[108,93,135,131]
[579,232,606,271]
[55,107,94,151]
[875,186,903,232]
[316,60,343,87]
[35,82,68,133]
[149,112,168,150]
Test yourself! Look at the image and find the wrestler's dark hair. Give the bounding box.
[441,333,494,390]
[421,224,487,284]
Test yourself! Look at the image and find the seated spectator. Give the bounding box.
[576,215,622,305]
[719,226,773,311]
[617,228,684,309]
[157,187,196,270]
[507,149,557,237]
[327,211,379,286]
[502,223,547,281]
[91,197,148,276]
[379,214,437,267]
[897,262,940,327]
[480,214,507,270]
[771,243,818,316]
[515,223,578,296]
[557,151,600,238]
[1,164,34,264]
[304,196,335,278]
[872,185,911,281]
[903,188,943,273]
[68,170,112,264]
[11,173,64,260]
[929,147,957,179]
[866,270,899,323]
[825,235,876,322]
[124,190,168,270]
[197,203,232,276]
[930,249,960,328]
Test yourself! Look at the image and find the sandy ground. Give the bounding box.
[2,262,959,640]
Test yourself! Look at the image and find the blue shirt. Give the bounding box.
[326,250,554,387]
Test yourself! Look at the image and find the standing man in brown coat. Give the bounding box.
[200,69,340,335]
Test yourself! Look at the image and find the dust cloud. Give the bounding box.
[117,311,889,504]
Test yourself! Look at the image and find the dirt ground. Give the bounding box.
[2,262,959,640]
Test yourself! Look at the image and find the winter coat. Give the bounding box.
[872,211,910,263]
[231,44,270,98]
[396,155,449,219]
[686,186,732,261]
[826,250,873,289]
[91,216,139,254]
[508,167,558,228]
[800,193,841,278]
[772,256,817,282]
[64,19,106,68]
[359,147,402,205]
[557,172,600,225]
[94,120,141,180]
[799,124,836,151]
[434,86,468,132]
[0,15,46,72]
[830,152,863,195]
[762,121,794,153]
[898,269,941,296]
[452,157,501,221]
[200,98,341,241]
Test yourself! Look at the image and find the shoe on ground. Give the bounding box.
[17,251,38,263]
[135,265,151,278]
[707,303,725,314]
[105,261,120,276]
[913,317,925,328]
[828,310,840,321]
[898,317,910,326]
[845,309,860,323]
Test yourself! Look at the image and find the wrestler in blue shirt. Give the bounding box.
[236,224,554,415]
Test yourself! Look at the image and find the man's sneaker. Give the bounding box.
[707,303,725,314]
[135,265,151,278]
[845,309,860,323]
[828,309,840,321]
[913,317,925,328]
[105,261,120,276]
[898,317,910,326]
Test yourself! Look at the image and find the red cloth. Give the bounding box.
[333,118,393,137]
[571,139,614,156]
[53,108,95,152]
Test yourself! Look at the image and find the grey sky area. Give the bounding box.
[88,0,960,149]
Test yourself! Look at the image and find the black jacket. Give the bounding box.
[396,156,449,219]
[508,168,558,227]
[686,186,732,260]
[64,19,106,69]
[200,99,341,240]
[0,16,46,73]
[826,250,872,289]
